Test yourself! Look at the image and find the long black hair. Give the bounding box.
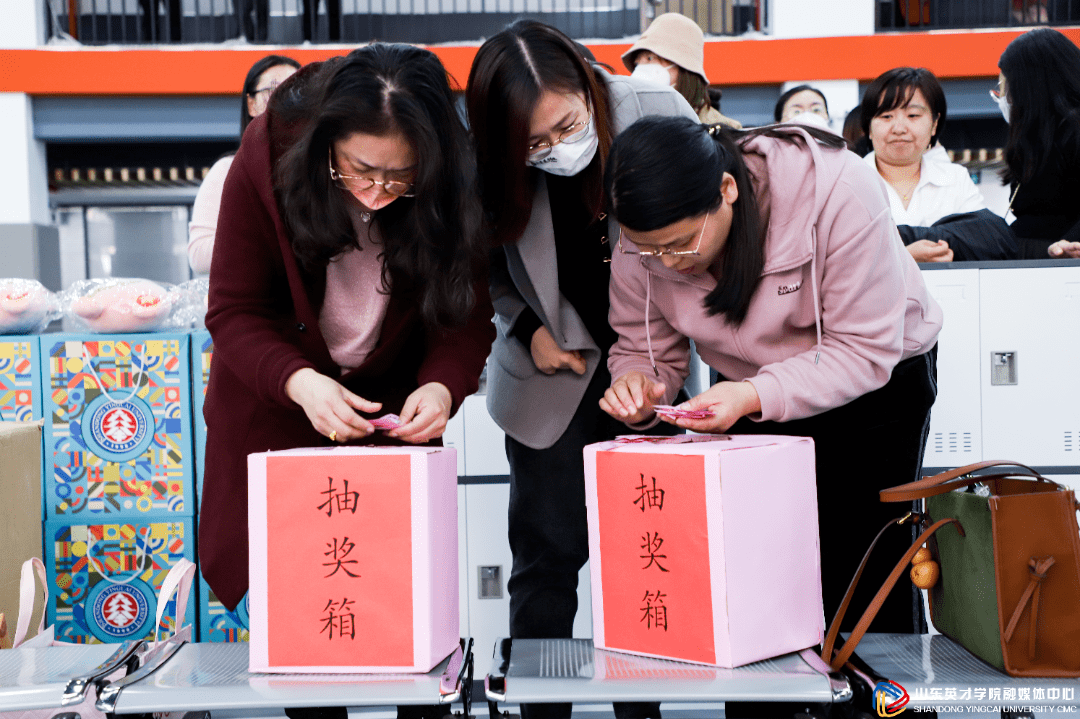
[605,116,844,325]
[466,20,614,245]
[998,28,1080,185]
[272,43,484,328]
[241,54,301,137]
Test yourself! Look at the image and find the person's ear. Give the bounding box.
[720,172,739,205]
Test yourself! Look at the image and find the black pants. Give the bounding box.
[724,346,938,636]
[302,0,341,41]
[236,0,269,41]
[506,365,677,719]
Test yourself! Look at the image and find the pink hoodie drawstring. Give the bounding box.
[645,265,659,376]
[810,228,822,365]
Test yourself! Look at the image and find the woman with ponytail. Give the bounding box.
[601,116,942,643]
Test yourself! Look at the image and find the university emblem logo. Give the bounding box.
[83,393,156,461]
[86,579,155,642]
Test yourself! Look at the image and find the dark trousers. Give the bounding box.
[138,0,181,41]
[302,0,341,41]
[506,365,675,719]
[236,0,269,41]
[725,346,938,636]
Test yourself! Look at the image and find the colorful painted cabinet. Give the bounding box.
[40,334,194,518]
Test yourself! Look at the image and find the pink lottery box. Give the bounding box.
[248,445,459,673]
[584,434,824,668]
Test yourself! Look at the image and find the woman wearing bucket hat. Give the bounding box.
[622,12,742,128]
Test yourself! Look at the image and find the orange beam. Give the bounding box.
[1,28,1078,95]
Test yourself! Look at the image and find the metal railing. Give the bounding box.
[44,0,758,44]
[877,0,1080,30]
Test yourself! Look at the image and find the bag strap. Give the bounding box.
[154,558,196,643]
[822,516,964,672]
[1002,556,1056,661]
[880,460,1051,503]
[12,557,48,648]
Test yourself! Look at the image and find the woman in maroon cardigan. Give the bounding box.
[199,44,495,626]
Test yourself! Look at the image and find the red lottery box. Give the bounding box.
[247,446,459,673]
[584,434,824,668]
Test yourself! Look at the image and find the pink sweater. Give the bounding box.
[319,206,391,371]
[608,128,943,423]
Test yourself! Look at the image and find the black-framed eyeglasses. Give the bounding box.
[618,210,710,257]
[527,113,592,160]
[329,149,416,198]
[249,81,281,98]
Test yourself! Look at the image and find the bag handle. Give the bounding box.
[880,460,1052,503]
[154,558,196,643]
[821,515,964,672]
[12,557,49,648]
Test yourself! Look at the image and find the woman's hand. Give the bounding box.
[907,240,954,263]
[1049,239,1080,259]
[668,381,761,433]
[285,367,381,441]
[600,371,667,425]
[531,326,587,375]
[390,382,452,444]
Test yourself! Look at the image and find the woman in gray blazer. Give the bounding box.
[466,20,697,719]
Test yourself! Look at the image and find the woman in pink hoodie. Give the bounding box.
[601,116,943,641]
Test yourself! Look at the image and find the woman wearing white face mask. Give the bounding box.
[467,20,696,719]
[622,12,742,129]
[996,28,1080,260]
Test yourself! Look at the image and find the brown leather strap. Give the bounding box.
[822,517,964,671]
[1002,556,1055,660]
[880,460,1050,503]
[821,516,902,668]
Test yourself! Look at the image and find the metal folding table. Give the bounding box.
[94,639,473,717]
[0,640,143,711]
[483,638,851,716]
[853,633,1079,711]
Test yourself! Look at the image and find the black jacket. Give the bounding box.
[898,209,1018,262]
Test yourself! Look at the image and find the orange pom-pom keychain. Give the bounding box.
[910,546,940,589]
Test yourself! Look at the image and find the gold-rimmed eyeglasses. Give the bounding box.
[618,210,710,257]
[329,149,416,198]
[527,114,592,160]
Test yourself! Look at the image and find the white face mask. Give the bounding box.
[990,90,1011,124]
[527,122,599,176]
[787,110,831,130]
[631,62,674,88]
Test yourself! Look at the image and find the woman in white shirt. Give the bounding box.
[187,55,300,274]
[861,67,985,262]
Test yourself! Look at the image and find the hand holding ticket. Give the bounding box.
[653,404,715,420]
[369,414,403,430]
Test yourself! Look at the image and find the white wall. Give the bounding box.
[0,0,49,48]
[769,0,874,38]
[0,93,50,226]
